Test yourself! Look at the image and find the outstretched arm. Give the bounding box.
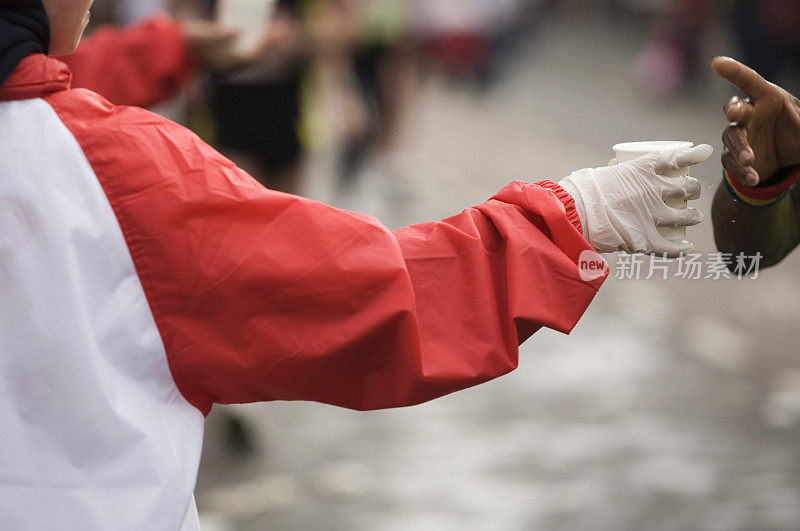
[48,89,607,414]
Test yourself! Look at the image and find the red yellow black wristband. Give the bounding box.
[723,166,800,208]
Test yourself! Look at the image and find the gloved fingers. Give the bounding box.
[651,144,714,175]
[675,144,714,168]
[649,238,695,258]
[655,205,704,227]
[631,227,695,257]
[660,175,702,200]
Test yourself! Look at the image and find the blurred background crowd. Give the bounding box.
[76,1,800,529]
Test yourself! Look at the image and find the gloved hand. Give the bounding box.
[559,144,713,256]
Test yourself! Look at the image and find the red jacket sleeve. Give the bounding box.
[47,89,607,415]
[59,14,195,108]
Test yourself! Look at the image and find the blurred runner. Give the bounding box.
[635,0,800,98]
[337,0,415,182]
[634,0,714,98]
[412,0,536,86]
[174,0,307,194]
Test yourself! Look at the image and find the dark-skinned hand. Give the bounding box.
[711,56,800,187]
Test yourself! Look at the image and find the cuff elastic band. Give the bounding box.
[536,180,583,235]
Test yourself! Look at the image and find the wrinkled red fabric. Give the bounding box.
[5,54,606,415]
[0,53,71,101]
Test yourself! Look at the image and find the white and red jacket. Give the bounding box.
[0,21,606,531]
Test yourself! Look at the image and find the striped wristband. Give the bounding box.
[723,166,800,208]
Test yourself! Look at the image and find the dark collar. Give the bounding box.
[0,0,51,87]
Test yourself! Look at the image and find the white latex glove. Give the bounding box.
[559,144,713,256]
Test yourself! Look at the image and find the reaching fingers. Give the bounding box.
[722,125,754,166]
[722,149,760,186]
[711,56,772,101]
[651,144,714,174]
[723,95,754,124]
[721,125,759,185]
[721,126,760,186]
